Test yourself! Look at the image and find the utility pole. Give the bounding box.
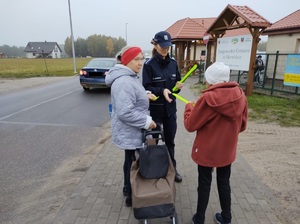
[68,0,77,74]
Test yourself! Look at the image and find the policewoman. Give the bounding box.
[142,31,183,183]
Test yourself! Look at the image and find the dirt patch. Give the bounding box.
[238,120,300,223]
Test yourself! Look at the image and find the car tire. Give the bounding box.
[83,87,90,91]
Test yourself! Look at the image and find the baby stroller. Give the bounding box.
[130,124,178,224]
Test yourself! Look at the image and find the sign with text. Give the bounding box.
[216,35,252,71]
[284,54,300,87]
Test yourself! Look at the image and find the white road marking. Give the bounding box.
[0,89,79,121]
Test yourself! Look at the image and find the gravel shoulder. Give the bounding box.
[0,77,73,94]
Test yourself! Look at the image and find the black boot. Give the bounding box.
[175,171,182,183]
[125,196,132,207]
[123,186,128,196]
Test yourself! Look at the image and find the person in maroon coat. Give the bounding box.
[184,62,248,224]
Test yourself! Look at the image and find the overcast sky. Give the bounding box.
[1,0,299,50]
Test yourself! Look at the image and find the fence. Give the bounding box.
[228,51,300,99]
[187,52,300,99]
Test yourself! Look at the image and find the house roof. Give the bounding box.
[207,4,271,34]
[24,42,62,54]
[166,4,271,41]
[263,9,300,35]
[166,17,250,41]
[166,17,214,40]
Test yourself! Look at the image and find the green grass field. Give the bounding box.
[0,58,91,78]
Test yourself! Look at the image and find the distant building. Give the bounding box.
[263,9,300,53]
[0,52,6,58]
[24,41,62,58]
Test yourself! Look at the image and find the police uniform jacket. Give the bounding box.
[142,52,181,117]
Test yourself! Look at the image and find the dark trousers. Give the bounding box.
[123,150,136,197]
[253,69,259,82]
[196,164,232,224]
[153,114,177,168]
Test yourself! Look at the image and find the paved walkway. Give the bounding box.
[53,76,286,224]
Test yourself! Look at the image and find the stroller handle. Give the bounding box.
[142,123,165,142]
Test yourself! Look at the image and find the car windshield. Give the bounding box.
[87,59,115,68]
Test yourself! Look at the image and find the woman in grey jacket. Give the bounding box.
[105,46,156,207]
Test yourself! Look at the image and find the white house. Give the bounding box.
[24,41,62,58]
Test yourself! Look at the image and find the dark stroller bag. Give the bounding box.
[130,125,177,221]
[138,125,169,179]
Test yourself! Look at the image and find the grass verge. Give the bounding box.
[0,58,91,78]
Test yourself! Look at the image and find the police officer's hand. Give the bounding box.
[176,81,183,90]
[163,88,173,103]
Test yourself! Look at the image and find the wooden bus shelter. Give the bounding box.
[206,5,271,95]
[166,17,216,73]
[166,4,271,96]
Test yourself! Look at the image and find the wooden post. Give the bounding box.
[193,41,197,63]
[205,42,212,69]
[212,33,220,63]
[245,29,260,96]
[179,43,184,72]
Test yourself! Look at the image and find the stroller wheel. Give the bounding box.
[170,212,178,224]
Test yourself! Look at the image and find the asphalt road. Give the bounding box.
[0,76,112,222]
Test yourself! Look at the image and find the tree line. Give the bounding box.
[64,34,126,57]
[0,45,26,58]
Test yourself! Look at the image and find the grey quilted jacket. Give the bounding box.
[105,64,152,150]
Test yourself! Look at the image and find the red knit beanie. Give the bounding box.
[121,47,142,65]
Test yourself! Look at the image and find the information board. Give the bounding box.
[284,54,300,87]
[216,35,252,71]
